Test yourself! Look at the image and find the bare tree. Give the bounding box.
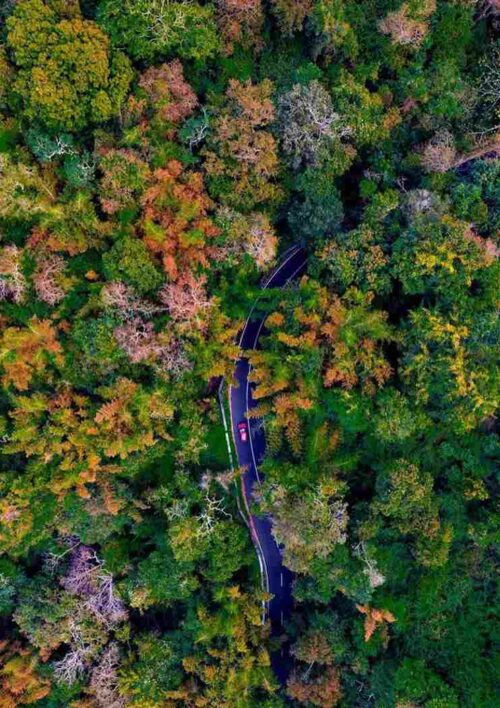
[53,620,92,686]
[89,643,126,708]
[102,281,164,319]
[159,273,213,329]
[379,1,436,47]
[0,245,26,303]
[114,318,159,363]
[420,130,457,173]
[33,252,66,306]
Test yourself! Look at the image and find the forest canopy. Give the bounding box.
[0,1,498,707]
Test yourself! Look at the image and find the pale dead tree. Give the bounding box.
[53,620,92,686]
[186,109,210,151]
[215,468,237,491]
[159,273,213,329]
[89,644,126,708]
[0,245,26,303]
[114,318,159,363]
[278,81,351,169]
[53,648,87,686]
[140,0,192,44]
[470,46,500,136]
[102,282,165,319]
[353,542,386,590]
[43,536,81,575]
[33,251,66,306]
[86,574,128,627]
[401,189,444,221]
[245,213,278,269]
[155,336,192,377]
[196,494,231,536]
[61,545,102,596]
[165,498,189,521]
[379,1,436,47]
[420,130,457,173]
[475,0,500,24]
[61,544,127,627]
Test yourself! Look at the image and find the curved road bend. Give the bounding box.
[229,246,307,685]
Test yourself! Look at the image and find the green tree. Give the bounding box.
[97,0,220,62]
[7,0,133,131]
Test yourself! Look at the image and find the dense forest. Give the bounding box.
[0,1,498,706]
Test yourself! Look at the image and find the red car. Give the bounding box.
[238,421,249,443]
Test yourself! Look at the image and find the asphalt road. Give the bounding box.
[229,246,307,685]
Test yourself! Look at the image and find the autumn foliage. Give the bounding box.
[141,160,219,280]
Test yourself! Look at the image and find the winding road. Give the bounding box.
[228,246,307,685]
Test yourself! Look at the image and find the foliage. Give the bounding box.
[0,1,497,705]
[6,0,133,131]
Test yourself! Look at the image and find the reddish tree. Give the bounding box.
[0,641,51,706]
[287,665,342,707]
[0,318,63,391]
[139,60,198,127]
[141,160,219,280]
[216,0,264,55]
[356,604,396,642]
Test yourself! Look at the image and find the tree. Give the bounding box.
[4,378,174,497]
[7,0,133,131]
[138,59,198,132]
[216,0,264,55]
[400,307,498,432]
[317,225,390,295]
[140,160,219,281]
[97,0,220,63]
[103,236,163,295]
[379,0,436,48]
[98,149,150,216]
[0,318,63,391]
[270,0,314,36]
[374,459,451,567]
[278,81,351,170]
[287,665,342,707]
[392,215,496,304]
[203,79,284,211]
[260,481,348,574]
[288,168,344,243]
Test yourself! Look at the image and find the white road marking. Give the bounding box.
[280,572,283,587]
